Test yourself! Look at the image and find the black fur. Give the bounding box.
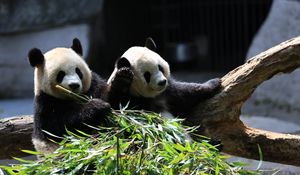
[76,67,83,79]
[71,38,83,56]
[88,72,110,99]
[108,67,134,109]
[145,37,157,51]
[32,73,111,143]
[28,48,44,67]
[165,78,221,118]
[117,57,131,69]
[56,71,66,83]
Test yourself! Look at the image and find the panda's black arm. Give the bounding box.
[78,98,111,124]
[33,93,111,139]
[108,68,133,109]
[58,98,112,137]
[166,78,221,100]
[165,78,221,117]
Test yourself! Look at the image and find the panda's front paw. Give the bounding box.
[114,67,134,85]
[89,98,111,112]
[206,78,221,90]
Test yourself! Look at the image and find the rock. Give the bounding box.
[246,0,300,58]
[243,0,300,125]
[0,0,103,33]
[0,24,90,98]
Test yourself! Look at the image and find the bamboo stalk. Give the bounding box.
[55,85,90,103]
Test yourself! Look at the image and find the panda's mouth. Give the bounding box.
[56,84,82,97]
[149,85,166,94]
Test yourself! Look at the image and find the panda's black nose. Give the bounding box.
[69,83,80,90]
[158,79,167,86]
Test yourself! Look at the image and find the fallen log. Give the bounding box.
[1,36,300,166]
[0,115,33,159]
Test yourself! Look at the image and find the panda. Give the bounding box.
[108,38,221,119]
[29,38,111,154]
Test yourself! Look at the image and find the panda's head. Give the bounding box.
[28,38,92,99]
[108,38,170,98]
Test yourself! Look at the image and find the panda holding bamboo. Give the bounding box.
[29,38,111,154]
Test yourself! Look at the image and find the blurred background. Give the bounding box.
[1,0,300,172]
[0,0,272,99]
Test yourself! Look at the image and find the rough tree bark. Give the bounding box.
[187,36,300,166]
[0,116,33,159]
[1,36,300,166]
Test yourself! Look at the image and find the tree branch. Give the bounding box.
[188,36,300,166]
[1,37,300,166]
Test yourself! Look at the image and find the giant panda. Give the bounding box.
[29,38,111,154]
[108,38,221,119]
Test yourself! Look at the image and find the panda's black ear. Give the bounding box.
[145,37,157,51]
[71,38,83,56]
[117,57,131,69]
[28,48,44,67]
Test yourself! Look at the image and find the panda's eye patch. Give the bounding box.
[76,67,83,79]
[56,71,66,83]
[144,71,151,83]
[158,65,164,73]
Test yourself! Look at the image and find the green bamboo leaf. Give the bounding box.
[232,162,250,167]
[21,149,40,155]
[256,144,263,171]
[215,163,220,175]
[75,129,91,137]
[12,157,34,164]
[65,128,84,139]
[172,131,182,143]
[0,166,18,175]
[1,110,260,175]
[163,142,177,155]
[41,130,64,139]
[185,141,193,152]
[173,143,186,152]
[60,149,84,153]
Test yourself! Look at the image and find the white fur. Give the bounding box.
[60,73,82,93]
[32,138,59,156]
[34,48,92,99]
[108,47,170,98]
